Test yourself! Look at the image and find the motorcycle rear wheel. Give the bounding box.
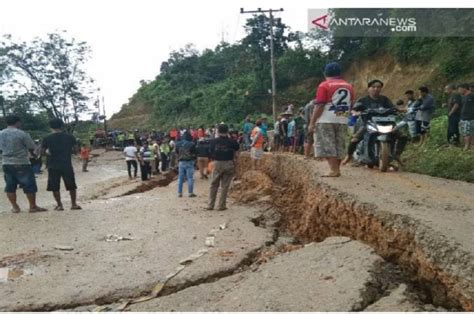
[379,142,390,172]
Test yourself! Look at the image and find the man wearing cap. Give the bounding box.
[308,62,355,177]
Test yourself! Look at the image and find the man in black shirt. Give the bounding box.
[458,83,474,151]
[196,138,211,179]
[443,84,462,145]
[207,124,239,211]
[42,118,81,210]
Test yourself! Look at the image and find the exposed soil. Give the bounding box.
[235,153,474,311]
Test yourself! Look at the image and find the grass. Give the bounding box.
[403,115,474,183]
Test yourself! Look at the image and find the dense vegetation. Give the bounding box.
[117,10,474,129]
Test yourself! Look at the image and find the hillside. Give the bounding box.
[109,53,450,129]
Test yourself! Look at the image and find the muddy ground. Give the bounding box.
[0,150,472,311]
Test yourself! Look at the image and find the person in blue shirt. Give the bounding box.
[176,132,197,198]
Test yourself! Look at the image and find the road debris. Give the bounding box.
[117,262,188,311]
[93,305,112,312]
[179,249,208,265]
[219,222,227,230]
[0,268,8,283]
[217,250,234,257]
[205,236,215,247]
[53,245,74,251]
[105,234,134,242]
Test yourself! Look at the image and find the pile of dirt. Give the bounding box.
[231,170,274,204]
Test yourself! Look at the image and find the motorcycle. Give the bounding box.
[354,107,407,172]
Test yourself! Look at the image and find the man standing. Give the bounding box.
[458,83,474,150]
[160,137,171,172]
[404,90,421,139]
[250,119,264,170]
[295,107,306,154]
[443,84,462,145]
[117,132,125,149]
[415,86,436,146]
[176,132,197,198]
[303,101,315,158]
[242,116,253,151]
[279,112,291,152]
[196,138,211,179]
[139,141,152,181]
[123,140,138,179]
[207,124,239,211]
[287,116,296,153]
[273,116,281,152]
[308,62,355,177]
[80,144,90,172]
[0,115,47,213]
[42,118,81,211]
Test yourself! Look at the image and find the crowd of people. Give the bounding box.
[118,123,240,210]
[1,62,473,213]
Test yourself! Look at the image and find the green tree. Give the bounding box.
[0,31,97,127]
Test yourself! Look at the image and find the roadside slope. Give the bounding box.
[237,153,474,310]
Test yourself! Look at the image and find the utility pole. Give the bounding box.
[240,7,283,123]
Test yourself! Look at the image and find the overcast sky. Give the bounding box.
[1,0,468,116]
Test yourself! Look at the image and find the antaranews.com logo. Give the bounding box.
[309,9,474,37]
[312,12,417,33]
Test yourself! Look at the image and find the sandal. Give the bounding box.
[29,207,48,213]
[54,205,64,211]
[11,207,21,213]
[71,205,82,210]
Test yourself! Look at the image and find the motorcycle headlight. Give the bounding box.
[377,125,393,134]
[367,125,378,132]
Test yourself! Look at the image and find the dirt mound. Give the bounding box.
[231,170,274,203]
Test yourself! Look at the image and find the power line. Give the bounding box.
[240,7,284,123]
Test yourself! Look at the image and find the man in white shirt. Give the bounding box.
[123,140,138,179]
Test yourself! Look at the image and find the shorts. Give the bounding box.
[47,167,77,192]
[2,164,38,194]
[288,136,295,147]
[416,120,430,134]
[314,123,347,159]
[250,147,264,160]
[460,120,474,137]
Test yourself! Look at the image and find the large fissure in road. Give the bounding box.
[234,153,473,311]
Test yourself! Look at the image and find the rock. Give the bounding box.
[53,245,74,251]
[364,284,425,312]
